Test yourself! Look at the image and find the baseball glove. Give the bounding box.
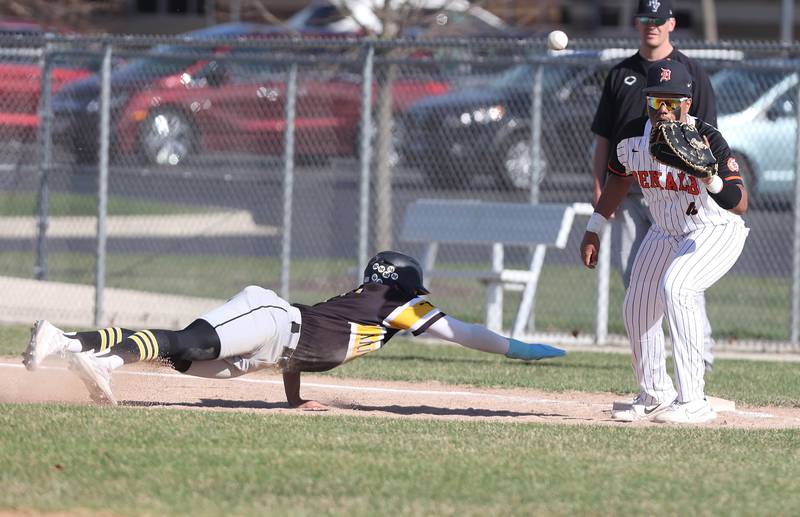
[649,120,718,178]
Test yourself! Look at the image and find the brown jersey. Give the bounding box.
[286,283,445,372]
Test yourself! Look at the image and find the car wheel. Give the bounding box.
[139,109,196,166]
[496,132,546,190]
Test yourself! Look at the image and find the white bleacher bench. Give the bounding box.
[400,199,576,337]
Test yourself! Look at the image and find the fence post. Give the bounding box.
[35,41,54,281]
[595,225,611,344]
[528,63,544,203]
[790,79,800,345]
[280,64,297,300]
[94,43,112,326]
[357,44,374,279]
[523,63,545,332]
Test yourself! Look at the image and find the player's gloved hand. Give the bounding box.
[505,339,566,361]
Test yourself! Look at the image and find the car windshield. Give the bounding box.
[112,45,215,81]
[111,24,259,81]
[712,68,788,115]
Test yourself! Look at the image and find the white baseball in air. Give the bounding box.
[547,30,569,51]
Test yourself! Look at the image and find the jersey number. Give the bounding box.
[685,202,698,216]
[343,323,386,362]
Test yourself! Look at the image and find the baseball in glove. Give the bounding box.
[649,120,718,178]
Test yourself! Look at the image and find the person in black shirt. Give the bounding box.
[590,0,718,370]
[23,251,566,410]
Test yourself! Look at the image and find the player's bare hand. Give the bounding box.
[291,399,329,411]
[580,231,600,268]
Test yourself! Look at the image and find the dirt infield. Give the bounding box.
[2,358,799,429]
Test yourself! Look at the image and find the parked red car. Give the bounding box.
[0,19,91,141]
[52,23,449,165]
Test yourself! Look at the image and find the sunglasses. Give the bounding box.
[647,96,689,110]
[637,16,669,26]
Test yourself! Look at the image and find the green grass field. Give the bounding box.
[0,191,208,216]
[2,326,798,515]
[1,405,798,516]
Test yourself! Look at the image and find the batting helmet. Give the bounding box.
[363,251,430,295]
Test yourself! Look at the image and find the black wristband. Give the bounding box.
[708,180,742,209]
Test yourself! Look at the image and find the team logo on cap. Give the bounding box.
[659,68,671,82]
[647,0,661,12]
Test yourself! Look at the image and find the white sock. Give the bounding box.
[65,339,83,353]
[96,353,125,371]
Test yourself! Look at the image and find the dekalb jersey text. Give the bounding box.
[609,115,743,236]
[634,170,699,195]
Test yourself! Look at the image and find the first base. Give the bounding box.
[707,396,736,413]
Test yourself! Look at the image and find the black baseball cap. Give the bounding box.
[642,59,692,97]
[635,0,674,19]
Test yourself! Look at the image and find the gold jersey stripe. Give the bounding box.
[129,334,148,360]
[113,327,122,345]
[387,300,438,330]
[344,323,386,362]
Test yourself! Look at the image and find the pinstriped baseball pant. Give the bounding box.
[622,221,749,404]
[616,196,716,365]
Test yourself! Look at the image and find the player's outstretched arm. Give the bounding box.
[282,371,328,411]
[423,315,565,360]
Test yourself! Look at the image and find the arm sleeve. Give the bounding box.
[700,120,743,185]
[608,138,628,177]
[422,315,509,355]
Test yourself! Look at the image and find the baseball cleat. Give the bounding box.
[22,320,72,371]
[611,394,675,422]
[69,352,117,406]
[653,399,716,424]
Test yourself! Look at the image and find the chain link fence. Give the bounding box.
[1,30,799,350]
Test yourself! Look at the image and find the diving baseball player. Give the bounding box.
[23,251,565,409]
[580,60,748,424]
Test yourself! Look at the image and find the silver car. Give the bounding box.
[714,65,798,205]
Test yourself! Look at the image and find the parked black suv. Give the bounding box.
[399,54,610,192]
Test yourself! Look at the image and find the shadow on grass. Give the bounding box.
[337,402,564,419]
[358,355,623,371]
[122,398,288,410]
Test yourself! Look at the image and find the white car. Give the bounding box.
[713,65,798,205]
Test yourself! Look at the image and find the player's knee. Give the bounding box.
[174,319,221,362]
[659,281,695,309]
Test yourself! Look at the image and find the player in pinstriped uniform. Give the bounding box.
[590,0,719,372]
[581,60,748,424]
[23,251,565,410]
